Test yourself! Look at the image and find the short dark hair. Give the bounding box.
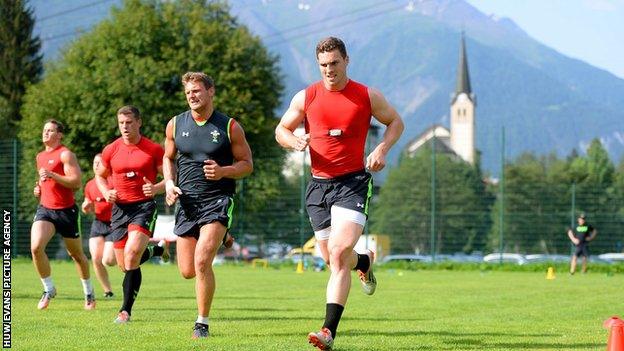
[117,105,141,119]
[44,119,65,133]
[182,72,214,90]
[316,37,347,59]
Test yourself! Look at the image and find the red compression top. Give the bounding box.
[101,136,164,204]
[304,79,372,178]
[36,145,75,209]
[84,178,112,221]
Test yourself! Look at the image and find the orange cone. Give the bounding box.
[604,316,624,351]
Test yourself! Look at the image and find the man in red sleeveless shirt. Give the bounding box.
[276,37,404,350]
[82,153,115,298]
[96,105,166,324]
[32,119,95,310]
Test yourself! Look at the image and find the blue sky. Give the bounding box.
[466,0,624,79]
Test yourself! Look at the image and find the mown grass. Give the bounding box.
[10,258,620,350]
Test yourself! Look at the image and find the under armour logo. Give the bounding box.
[356,203,364,208]
[182,132,190,137]
[48,160,54,164]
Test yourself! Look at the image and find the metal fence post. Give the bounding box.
[430,130,436,263]
[499,127,505,263]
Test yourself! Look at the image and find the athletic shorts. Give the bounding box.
[575,243,589,257]
[89,219,113,241]
[33,204,81,238]
[110,200,157,245]
[305,170,373,231]
[174,195,234,239]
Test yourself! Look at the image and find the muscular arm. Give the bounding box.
[275,90,310,151]
[95,163,116,203]
[43,150,82,190]
[366,87,405,172]
[163,118,177,184]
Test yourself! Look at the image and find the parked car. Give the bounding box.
[482,253,527,265]
[598,253,624,263]
[525,254,570,264]
[381,254,432,264]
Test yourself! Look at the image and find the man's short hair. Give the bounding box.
[182,72,214,90]
[44,119,65,133]
[117,105,141,119]
[316,37,347,59]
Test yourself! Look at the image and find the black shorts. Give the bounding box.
[305,170,373,231]
[575,243,589,257]
[174,195,234,239]
[33,205,81,238]
[110,200,157,242]
[89,219,113,241]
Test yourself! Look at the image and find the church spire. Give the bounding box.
[453,32,473,102]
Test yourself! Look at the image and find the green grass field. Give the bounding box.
[9,258,621,350]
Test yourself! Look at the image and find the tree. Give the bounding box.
[0,0,42,137]
[18,0,283,219]
[372,143,492,255]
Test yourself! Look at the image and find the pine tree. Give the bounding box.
[0,0,42,137]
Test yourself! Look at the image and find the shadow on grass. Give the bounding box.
[338,330,602,350]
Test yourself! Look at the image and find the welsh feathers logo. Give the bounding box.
[211,130,220,143]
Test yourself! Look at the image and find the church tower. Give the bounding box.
[450,32,476,165]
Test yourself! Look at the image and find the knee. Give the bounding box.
[328,246,350,269]
[69,252,86,263]
[180,267,196,279]
[31,244,45,256]
[102,257,116,267]
[195,256,213,275]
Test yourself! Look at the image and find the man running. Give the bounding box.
[163,72,253,338]
[82,154,115,298]
[96,105,166,323]
[31,119,95,310]
[276,37,404,350]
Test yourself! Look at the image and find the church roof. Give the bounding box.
[451,32,474,104]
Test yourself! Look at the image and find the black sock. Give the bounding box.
[353,253,370,272]
[139,246,164,265]
[120,267,142,315]
[322,303,344,339]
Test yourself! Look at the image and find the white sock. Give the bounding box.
[41,276,54,292]
[81,279,94,296]
[196,316,209,325]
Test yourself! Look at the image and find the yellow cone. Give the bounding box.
[296,260,304,274]
[546,266,556,280]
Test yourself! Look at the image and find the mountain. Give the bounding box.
[31,0,624,173]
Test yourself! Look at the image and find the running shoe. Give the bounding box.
[357,250,377,295]
[84,293,96,310]
[158,240,170,263]
[104,291,114,298]
[37,287,57,310]
[192,323,209,339]
[307,327,334,350]
[114,310,130,324]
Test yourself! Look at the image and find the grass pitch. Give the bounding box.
[10,258,620,350]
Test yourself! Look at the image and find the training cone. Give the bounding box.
[296,260,304,274]
[604,316,624,351]
[546,266,556,280]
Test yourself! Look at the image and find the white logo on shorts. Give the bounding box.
[356,203,364,208]
[182,132,189,137]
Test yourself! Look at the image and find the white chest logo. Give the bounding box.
[48,160,54,164]
[182,132,190,137]
[211,130,220,143]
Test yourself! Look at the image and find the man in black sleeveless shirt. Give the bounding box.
[163,72,253,338]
